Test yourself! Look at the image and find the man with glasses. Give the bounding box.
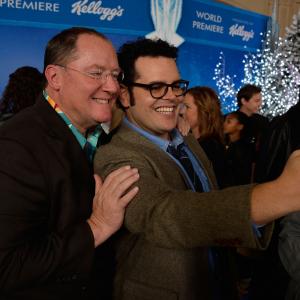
[94,38,300,300]
[0,27,139,299]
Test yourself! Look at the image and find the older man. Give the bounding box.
[0,27,139,299]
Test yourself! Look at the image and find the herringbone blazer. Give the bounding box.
[94,123,272,300]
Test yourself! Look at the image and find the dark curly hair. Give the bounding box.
[236,84,261,108]
[117,38,178,108]
[118,38,178,84]
[0,66,44,114]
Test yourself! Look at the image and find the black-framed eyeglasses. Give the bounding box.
[126,80,189,99]
[55,64,124,83]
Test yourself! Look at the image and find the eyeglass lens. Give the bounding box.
[150,81,188,99]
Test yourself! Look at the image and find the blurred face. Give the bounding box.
[183,93,199,132]
[46,33,120,134]
[241,92,262,115]
[224,114,242,134]
[121,56,184,140]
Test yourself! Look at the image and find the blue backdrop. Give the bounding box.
[0,0,268,112]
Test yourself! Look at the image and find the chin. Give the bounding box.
[96,113,112,124]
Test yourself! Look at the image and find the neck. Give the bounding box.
[191,127,201,139]
[239,106,252,116]
[45,88,87,135]
[228,131,240,142]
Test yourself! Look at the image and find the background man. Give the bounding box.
[251,95,300,300]
[94,38,300,300]
[0,27,139,299]
[236,84,269,159]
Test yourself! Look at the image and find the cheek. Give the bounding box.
[189,109,199,126]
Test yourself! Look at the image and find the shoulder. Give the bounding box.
[94,124,166,175]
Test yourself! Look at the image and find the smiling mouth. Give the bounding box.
[92,97,110,104]
[155,106,176,114]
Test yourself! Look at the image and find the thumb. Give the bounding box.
[93,174,103,195]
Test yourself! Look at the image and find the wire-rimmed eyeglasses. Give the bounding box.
[55,64,124,83]
[125,80,189,99]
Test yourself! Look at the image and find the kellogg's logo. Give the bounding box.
[229,24,254,42]
[71,0,124,21]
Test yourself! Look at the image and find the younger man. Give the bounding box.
[94,38,300,300]
[236,84,269,154]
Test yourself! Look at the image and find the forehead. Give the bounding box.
[72,33,119,69]
[226,114,238,121]
[184,93,195,103]
[134,56,180,82]
[249,92,262,101]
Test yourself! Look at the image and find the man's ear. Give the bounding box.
[241,98,247,107]
[119,85,130,109]
[44,65,62,91]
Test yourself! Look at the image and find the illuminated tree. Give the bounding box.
[283,10,300,72]
[214,13,300,118]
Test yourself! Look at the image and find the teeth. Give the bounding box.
[93,98,109,104]
[155,107,174,114]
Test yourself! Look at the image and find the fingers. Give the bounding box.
[102,166,139,195]
[102,165,132,184]
[94,174,103,195]
[120,186,139,207]
[290,149,300,159]
[113,171,139,206]
[109,167,139,201]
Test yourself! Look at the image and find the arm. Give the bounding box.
[0,139,139,291]
[251,149,300,224]
[278,212,300,282]
[94,143,271,250]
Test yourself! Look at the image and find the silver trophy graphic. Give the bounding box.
[146,0,184,47]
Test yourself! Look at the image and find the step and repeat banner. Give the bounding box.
[0,0,268,110]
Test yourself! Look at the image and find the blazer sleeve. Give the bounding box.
[0,139,95,291]
[94,142,272,251]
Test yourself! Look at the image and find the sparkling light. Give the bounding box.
[214,12,300,118]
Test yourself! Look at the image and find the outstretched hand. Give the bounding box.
[278,149,300,196]
[252,149,300,224]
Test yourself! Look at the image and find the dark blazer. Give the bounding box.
[0,96,111,300]
[94,123,272,300]
[251,103,300,300]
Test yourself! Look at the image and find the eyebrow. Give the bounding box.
[85,64,121,72]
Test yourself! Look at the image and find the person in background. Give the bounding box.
[184,86,227,188]
[184,86,239,299]
[224,110,257,300]
[94,37,300,300]
[0,66,44,124]
[250,95,300,300]
[0,27,139,300]
[236,84,269,158]
[224,111,253,186]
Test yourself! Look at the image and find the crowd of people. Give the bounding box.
[1,27,300,300]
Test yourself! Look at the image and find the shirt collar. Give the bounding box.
[43,90,103,149]
[123,117,184,151]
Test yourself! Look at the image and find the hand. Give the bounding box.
[277,149,300,200]
[87,166,139,247]
[252,149,300,224]
[177,104,190,136]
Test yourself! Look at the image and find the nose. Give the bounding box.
[163,86,178,100]
[101,74,120,94]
